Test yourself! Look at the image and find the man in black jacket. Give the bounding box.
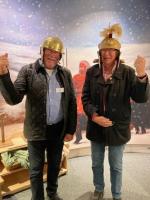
[82,24,149,200]
[0,36,77,200]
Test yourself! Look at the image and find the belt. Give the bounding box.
[47,119,64,127]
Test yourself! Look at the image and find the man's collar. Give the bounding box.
[102,61,117,74]
[35,59,59,73]
[93,63,124,80]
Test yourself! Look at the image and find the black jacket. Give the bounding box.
[0,59,77,141]
[82,63,149,145]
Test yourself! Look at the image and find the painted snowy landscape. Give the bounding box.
[0,41,150,144]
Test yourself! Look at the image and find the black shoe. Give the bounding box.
[47,193,63,200]
[91,190,104,200]
[113,198,122,200]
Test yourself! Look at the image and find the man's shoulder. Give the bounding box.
[120,63,135,73]
[86,64,99,73]
[58,65,72,75]
[20,59,39,73]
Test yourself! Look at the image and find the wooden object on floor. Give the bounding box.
[0,141,13,148]
[0,137,29,197]
[0,137,26,153]
[59,142,70,175]
[0,137,69,198]
[0,113,6,143]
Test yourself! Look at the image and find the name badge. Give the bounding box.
[56,87,64,93]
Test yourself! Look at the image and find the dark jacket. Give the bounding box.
[82,63,149,145]
[0,59,77,141]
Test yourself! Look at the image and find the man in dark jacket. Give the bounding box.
[82,24,149,200]
[0,36,77,200]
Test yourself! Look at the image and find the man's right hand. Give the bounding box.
[92,114,113,127]
[0,53,9,75]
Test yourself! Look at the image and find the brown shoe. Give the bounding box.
[91,190,104,200]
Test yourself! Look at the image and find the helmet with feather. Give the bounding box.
[98,23,122,51]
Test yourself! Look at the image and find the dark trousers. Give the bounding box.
[28,121,64,200]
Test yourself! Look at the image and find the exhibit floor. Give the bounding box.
[3,149,150,200]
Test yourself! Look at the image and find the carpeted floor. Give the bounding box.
[3,151,150,200]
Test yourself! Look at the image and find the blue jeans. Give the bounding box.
[91,142,125,199]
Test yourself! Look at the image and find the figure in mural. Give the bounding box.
[73,60,90,144]
[131,94,150,134]
[82,24,149,200]
[0,36,77,200]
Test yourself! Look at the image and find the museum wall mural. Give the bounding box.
[0,0,150,145]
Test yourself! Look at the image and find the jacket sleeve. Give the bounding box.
[65,70,77,134]
[82,69,98,118]
[129,68,149,103]
[0,66,28,105]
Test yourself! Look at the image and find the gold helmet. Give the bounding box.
[41,36,64,54]
[98,24,122,51]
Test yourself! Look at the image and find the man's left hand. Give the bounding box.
[64,134,74,142]
[134,56,146,77]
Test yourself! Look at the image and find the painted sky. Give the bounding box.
[0,0,150,47]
